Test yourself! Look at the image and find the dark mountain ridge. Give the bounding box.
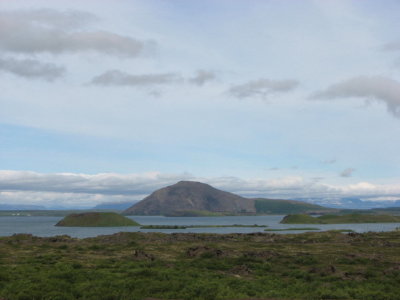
[124,181,256,215]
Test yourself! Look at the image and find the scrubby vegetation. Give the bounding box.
[281,213,400,224]
[56,212,140,227]
[254,198,332,214]
[0,230,400,299]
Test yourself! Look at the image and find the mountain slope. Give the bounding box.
[123,181,255,215]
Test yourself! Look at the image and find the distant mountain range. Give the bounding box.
[0,202,136,211]
[123,181,332,215]
[0,204,47,210]
[2,186,398,212]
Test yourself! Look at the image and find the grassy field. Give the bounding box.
[281,213,400,224]
[0,231,399,299]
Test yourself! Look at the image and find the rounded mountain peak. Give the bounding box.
[174,181,211,186]
[124,181,255,215]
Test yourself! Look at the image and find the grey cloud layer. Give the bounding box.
[340,168,355,178]
[1,9,98,30]
[322,159,336,164]
[90,69,218,87]
[312,76,400,118]
[228,78,299,99]
[0,57,65,81]
[189,70,217,86]
[90,70,183,87]
[383,40,400,51]
[0,171,189,196]
[0,9,151,57]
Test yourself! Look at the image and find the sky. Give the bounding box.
[0,0,400,208]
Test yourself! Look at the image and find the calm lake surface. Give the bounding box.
[0,215,399,238]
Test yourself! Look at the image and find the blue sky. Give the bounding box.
[0,0,400,207]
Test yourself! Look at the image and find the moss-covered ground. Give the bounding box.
[0,231,399,299]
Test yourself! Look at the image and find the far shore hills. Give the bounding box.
[3,181,400,228]
[1,181,400,218]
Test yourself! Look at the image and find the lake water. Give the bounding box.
[0,215,399,238]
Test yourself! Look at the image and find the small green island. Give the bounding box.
[55,212,140,227]
[281,213,400,224]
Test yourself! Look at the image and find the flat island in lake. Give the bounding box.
[55,212,140,227]
[140,224,268,229]
[281,213,400,224]
[264,227,320,231]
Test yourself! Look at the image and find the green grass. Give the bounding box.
[0,230,400,299]
[281,213,400,224]
[55,212,140,227]
[254,198,333,214]
[264,227,320,231]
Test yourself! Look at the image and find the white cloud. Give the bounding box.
[0,57,65,81]
[90,70,182,87]
[0,191,141,208]
[0,170,191,195]
[0,9,152,57]
[228,78,299,99]
[311,76,400,118]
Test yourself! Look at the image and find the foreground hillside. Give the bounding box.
[124,181,332,216]
[0,231,399,299]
